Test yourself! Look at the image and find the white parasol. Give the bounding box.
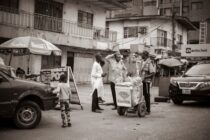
[159,58,183,67]
[0,36,61,56]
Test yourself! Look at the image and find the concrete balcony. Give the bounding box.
[0,7,117,49]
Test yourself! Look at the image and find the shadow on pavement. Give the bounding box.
[181,101,210,108]
[0,118,15,130]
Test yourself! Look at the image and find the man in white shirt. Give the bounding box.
[91,53,106,113]
[105,51,127,110]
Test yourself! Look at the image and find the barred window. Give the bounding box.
[144,0,156,6]
[34,0,63,33]
[0,0,19,13]
[124,26,147,38]
[191,2,203,10]
[78,10,93,28]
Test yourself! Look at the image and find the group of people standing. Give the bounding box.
[53,50,155,128]
[90,50,155,114]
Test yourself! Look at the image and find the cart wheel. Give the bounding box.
[117,107,126,116]
[137,102,146,117]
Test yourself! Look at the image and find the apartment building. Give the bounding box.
[107,0,210,44]
[0,0,126,83]
[158,0,210,44]
[107,15,196,56]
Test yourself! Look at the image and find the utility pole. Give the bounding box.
[171,0,176,56]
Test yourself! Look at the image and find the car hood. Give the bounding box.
[172,76,210,82]
[11,78,48,90]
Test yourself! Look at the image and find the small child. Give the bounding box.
[53,74,72,128]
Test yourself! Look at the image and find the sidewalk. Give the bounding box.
[77,84,159,105]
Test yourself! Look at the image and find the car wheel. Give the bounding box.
[14,101,41,129]
[172,98,183,105]
[117,107,126,116]
[137,102,146,117]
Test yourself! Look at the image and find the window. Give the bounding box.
[160,0,172,4]
[78,10,93,28]
[157,29,167,47]
[177,34,183,44]
[182,6,189,14]
[34,0,63,33]
[144,0,156,6]
[191,2,203,10]
[160,9,164,15]
[164,8,172,16]
[124,26,147,38]
[42,55,61,69]
[0,0,19,13]
[173,7,180,14]
[155,49,162,54]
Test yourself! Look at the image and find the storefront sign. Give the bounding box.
[0,49,29,55]
[40,67,82,106]
[181,44,210,57]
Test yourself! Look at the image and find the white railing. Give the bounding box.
[0,7,117,42]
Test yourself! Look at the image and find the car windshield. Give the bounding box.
[185,64,210,76]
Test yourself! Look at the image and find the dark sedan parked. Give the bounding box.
[169,62,210,105]
[0,64,58,129]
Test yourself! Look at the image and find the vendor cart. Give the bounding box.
[115,79,146,117]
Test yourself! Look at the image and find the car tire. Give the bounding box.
[117,107,126,116]
[172,98,183,105]
[137,102,146,117]
[14,101,41,129]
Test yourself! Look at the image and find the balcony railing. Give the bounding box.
[0,7,117,42]
[150,37,172,48]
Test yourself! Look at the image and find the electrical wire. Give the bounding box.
[113,21,171,48]
[113,20,170,43]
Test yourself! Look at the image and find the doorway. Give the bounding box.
[67,52,74,72]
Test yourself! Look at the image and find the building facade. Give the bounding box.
[0,0,126,83]
[158,0,210,44]
[107,16,196,56]
[107,0,210,44]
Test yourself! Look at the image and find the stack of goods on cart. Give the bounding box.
[124,76,142,86]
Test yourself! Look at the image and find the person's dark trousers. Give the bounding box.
[92,89,99,111]
[143,82,151,113]
[110,82,117,108]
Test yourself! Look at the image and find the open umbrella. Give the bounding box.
[0,36,62,74]
[158,58,183,67]
[0,36,61,56]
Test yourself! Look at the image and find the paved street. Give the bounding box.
[0,85,210,140]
